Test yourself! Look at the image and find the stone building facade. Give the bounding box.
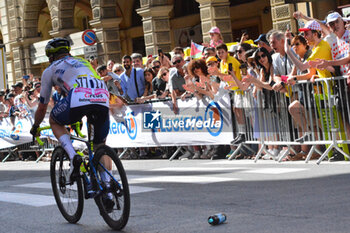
[0,0,345,87]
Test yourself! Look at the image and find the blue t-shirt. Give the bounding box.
[119,68,145,101]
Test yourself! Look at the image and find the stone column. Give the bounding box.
[90,18,123,64]
[48,0,78,37]
[137,5,173,56]
[270,0,296,32]
[196,0,232,44]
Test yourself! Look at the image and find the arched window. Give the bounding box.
[174,0,199,17]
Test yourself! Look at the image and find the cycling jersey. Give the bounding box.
[40,56,109,108]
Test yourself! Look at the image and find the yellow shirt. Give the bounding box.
[307,40,332,78]
[220,55,242,90]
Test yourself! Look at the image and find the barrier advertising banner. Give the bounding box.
[0,95,233,149]
[106,94,233,147]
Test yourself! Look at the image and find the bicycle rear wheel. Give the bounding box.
[93,145,130,230]
[50,146,84,223]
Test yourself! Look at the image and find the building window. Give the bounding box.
[174,0,199,17]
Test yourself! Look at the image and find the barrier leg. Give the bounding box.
[169,146,183,161]
[278,147,290,163]
[254,144,265,163]
[119,148,128,159]
[305,146,316,163]
[334,145,350,160]
[316,144,334,165]
[2,149,16,163]
[228,144,243,160]
[35,149,47,163]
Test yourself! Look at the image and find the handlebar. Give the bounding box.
[35,121,86,146]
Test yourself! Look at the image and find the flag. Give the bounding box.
[190,41,204,59]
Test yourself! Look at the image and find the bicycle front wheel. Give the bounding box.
[50,146,84,223]
[93,145,130,230]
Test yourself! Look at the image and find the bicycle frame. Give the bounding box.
[36,122,120,199]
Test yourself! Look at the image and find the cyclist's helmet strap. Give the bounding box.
[45,37,71,59]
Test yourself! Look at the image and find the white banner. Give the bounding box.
[0,95,233,149]
[106,94,234,147]
[0,113,52,149]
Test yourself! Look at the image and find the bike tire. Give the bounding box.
[50,146,84,223]
[93,145,130,230]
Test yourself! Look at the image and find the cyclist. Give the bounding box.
[30,38,114,210]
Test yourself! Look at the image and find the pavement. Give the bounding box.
[0,159,350,233]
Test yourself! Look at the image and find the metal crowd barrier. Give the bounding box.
[229,76,350,164]
[1,138,58,163]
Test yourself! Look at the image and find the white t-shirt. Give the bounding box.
[329,30,350,75]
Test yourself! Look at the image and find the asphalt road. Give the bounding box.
[0,159,350,233]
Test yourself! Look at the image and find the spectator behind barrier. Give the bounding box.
[131,53,144,69]
[135,68,157,104]
[112,63,124,77]
[155,67,170,99]
[169,55,186,114]
[119,55,145,102]
[202,26,224,48]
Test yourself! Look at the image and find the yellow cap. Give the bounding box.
[206,56,217,63]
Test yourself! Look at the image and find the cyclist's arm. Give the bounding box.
[33,102,48,127]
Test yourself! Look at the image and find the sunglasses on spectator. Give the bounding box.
[114,69,122,73]
[257,54,267,60]
[152,65,160,69]
[236,50,243,54]
[292,42,300,46]
[207,62,217,67]
[162,72,168,77]
[173,60,182,65]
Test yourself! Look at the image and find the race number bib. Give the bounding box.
[70,75,109,108]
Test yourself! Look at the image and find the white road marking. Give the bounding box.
[150,167,247,172]
[0,192,76,207]
[129,175,239,184]
[240,168,308,174]
[13,182,163,194]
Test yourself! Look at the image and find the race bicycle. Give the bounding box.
[35,122,130,230]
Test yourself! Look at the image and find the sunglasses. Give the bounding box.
[293,42,300,46]
[162,72,168,77]
[152,65,160,69]
[257,54,267,60]
[173,60,182,65]
[237,50,243,54]
[207,62,216,67]
[114,69,121,73]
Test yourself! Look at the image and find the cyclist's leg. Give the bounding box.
[50,94,85,178]
[88,106,113,201]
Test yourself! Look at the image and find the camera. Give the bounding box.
[228,63,233,72]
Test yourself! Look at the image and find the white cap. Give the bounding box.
[326,12,344,24]
[228,44,238,53]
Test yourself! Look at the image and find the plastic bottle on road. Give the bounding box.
[208,213,227,225]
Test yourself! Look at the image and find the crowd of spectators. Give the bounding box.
[2,10,350,161]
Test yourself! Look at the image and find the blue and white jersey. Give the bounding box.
[40,56,109,108]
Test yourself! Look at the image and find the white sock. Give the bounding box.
[59,134,76,160]
[100,171,111,183]
[100,171,113,199]
[238,124,245,134]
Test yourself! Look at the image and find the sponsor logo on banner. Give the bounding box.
[0,121,22,140]
[143,101,223,136]
[204,102,223,136]
[143,110,162,129]
[109,112,137,140]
